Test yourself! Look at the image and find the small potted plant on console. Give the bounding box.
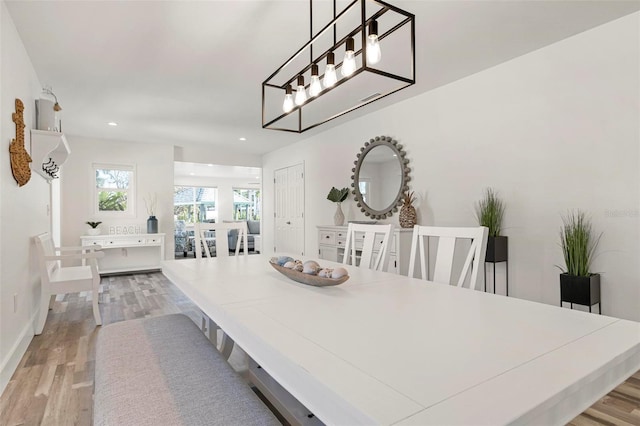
[327,187,349,226]
[86,221,102,236]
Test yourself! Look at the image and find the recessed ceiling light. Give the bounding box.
[239,137,247,141]
[108,122,118,126]
[189,172,195,176]
[207,164,213,167]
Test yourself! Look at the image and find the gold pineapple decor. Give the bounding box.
[399,191,417,228]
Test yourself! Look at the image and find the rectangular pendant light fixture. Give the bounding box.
[262,0,415,133]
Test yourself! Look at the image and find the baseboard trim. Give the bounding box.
[0,312,36,396]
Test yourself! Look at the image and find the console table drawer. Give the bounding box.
[319,230,336,245]
[103,238,146,247]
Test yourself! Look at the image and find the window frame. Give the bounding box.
[92,163,136,218]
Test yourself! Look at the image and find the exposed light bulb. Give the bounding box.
[309,76,322,97]
[366,20,381,65]
[341,37,356,77]
[324,52,337,88]
[295,75,307,105]
[282,85,294,113]
[309,64,322,97]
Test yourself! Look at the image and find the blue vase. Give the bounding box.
[147,216,158,234]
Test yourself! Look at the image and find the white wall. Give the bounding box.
[0,1,51,393]
[61,136,174,258]
[263,13,640,321]
[174,143,261,168]
[175,175,261,223]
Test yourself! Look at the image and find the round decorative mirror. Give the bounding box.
[351,136,410,219]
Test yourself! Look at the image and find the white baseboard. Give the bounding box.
[0,312,36,396]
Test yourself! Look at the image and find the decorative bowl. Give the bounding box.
[269,261,349,287]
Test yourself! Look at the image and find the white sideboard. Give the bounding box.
[80,233,165,275]
[316,225,413,275]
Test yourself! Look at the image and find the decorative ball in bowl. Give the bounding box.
[269,256,349,287]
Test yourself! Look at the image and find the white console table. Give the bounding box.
[80,233,165,274]
[317,225,413,275]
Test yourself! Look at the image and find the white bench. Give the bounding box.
[94,314,280,426]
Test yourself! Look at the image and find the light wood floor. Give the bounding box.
[0,272,638,426]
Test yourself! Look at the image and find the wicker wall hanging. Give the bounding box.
[9,98,32,186]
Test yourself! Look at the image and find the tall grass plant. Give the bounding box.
[475,188,505,237]
[559,210,601,277]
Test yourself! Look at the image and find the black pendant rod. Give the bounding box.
[361,0,367,67]
[309,0,313,62]
[333,0,337,45]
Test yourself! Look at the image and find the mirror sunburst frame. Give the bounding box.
[351,135,411,220]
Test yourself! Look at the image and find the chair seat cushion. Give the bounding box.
[94,314,279,426]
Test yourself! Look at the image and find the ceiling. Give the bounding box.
[6,0,640,156]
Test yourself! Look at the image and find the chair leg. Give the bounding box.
[209,318,220,346]
[92,282,102,326]
[36,290,51,335]
[220,332,235,360]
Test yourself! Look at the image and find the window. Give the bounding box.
[174,186,218,224]
[93,164,135,216]
[233,188,260,220]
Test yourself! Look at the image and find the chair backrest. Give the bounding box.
[408,226,488,290]
[34,232,59,281]
[342,223,394,272]
[195,222,248,259]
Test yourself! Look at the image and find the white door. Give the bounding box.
[274,163,304,256]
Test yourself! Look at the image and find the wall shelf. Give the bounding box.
[30,129,70,180]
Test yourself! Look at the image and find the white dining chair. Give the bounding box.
[342,223,394,272]
[194,222,248,259]
[194,222,248,356]
[34,232,104,335]
[408,225,488,290]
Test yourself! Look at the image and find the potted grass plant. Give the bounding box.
[558,210,602,311]
[475,188,507,262]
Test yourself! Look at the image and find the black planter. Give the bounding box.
[560,273,601,310]
[486,236,508,262]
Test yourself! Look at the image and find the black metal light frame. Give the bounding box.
[262,0,415,133]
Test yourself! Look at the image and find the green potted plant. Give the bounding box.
[474,188,507,262]
[86,221,102,236]
[558,210,602,312]
[327,187,349,226]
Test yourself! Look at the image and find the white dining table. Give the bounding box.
[162,255,640,426]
